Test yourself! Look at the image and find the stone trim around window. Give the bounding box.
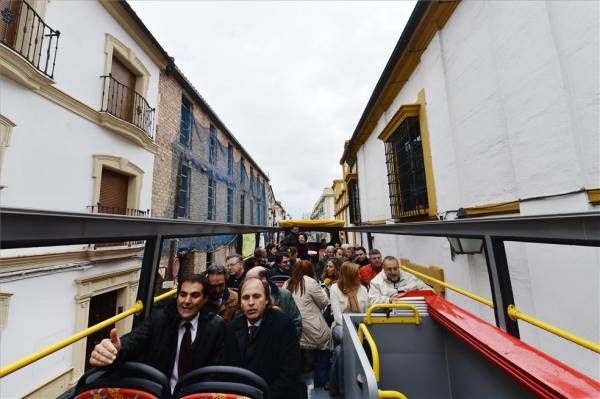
[0,114,16,189]
[91,154,144,211]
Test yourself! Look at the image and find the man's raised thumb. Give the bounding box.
[110,328,121,350]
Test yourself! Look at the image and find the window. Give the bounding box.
[206,251,214,267]
[209,124,217,164]
[240,193,245,224]
[384,116,428,219]
[250,168,255,192]
[99,168,129,215]
[178,165,190,218]
[227,187,234,223]
[207,177,216,220]
[179,98,192,146]
[227,144,233,176]
[348,177,361,225]
[240,159,246,185]
[250,199,254,225]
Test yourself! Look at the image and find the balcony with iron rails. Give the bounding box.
[87,204,150,248]
[0,0,60,79]
[100,75,155,138]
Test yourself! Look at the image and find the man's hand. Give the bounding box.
[390,291,407,302]
[89,328,121,367]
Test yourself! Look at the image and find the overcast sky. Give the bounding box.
[130,1,416,218]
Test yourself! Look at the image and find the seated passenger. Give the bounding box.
[320,257,341,296]
[288,246,298,267]
[89,274,225,393]
[245,247,268,271]
[353,246,370,267]
[246,266,302,339]
[296,233,310,260]
[204,264,240,323]
[359,249,383,288]
[226,254,246,290]
[369,256,433,305]
[329,262,369,396]
[267,252,292,278]
[315,245,335,278]
[225,277,304,399]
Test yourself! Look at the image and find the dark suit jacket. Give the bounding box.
[118,299,225,377]
[225,309,303,399]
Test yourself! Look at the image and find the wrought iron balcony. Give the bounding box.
[100,75,155,137]
[88,204,150,217]
[0,0,60,79]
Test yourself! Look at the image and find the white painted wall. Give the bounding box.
[355,0,599,378]
[44,1,161,113]
[0,77,154,212]
[0,258,141,398]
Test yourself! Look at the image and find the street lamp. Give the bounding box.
[448,237,484,255]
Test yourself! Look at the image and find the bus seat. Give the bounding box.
[269,275,289,288]
[174,366,269,399]
[74,362,170,399]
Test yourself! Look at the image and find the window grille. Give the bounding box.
[227,188,234,223]
[384,116,428,219]
[227,144,233,176]
[179,98,192,146]
[348,179,361,225]
[207,177,216,220]
[177,165,190,218]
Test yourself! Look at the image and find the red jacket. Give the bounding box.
[359,264,383,286]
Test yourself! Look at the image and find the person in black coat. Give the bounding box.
[225,277,304,399]
[89,274,225,392]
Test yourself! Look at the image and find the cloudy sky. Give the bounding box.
[130,1,416,218]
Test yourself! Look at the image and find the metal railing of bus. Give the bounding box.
[399,264,600,354]
[345,211,600,340]
[0,288,177,378]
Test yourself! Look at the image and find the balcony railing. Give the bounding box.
[0,0,60,79]
[100,75,155,137]
[87,204,150,217]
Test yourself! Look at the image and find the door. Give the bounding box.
[84,290,117,371]
[109,56,136,122]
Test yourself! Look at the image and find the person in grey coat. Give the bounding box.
[246,266,302,340]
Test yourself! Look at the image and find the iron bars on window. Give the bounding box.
[0,0,60,79]
[384,116,428,219]
[100,75,155,137]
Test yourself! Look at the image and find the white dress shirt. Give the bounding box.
[170,312,199,392]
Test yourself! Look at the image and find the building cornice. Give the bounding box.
[341,1,459,166]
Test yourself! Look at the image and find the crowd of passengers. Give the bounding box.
[89,226,433,399]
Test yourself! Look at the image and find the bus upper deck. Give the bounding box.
[0,208,599,398]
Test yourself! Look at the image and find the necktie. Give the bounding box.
[178,322,192,378]
[248,324,258,341]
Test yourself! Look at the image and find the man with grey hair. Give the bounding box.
[368,256,433,305]
[246,266,302,340]
[205,264,239,322]
[315,245,335,279]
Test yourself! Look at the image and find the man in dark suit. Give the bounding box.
[225,277,304,399]
[89,274,225,392]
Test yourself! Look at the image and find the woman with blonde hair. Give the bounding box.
[329,261,369,396]
[284,260,332,388]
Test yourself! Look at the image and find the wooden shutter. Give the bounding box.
[99,168,129,214]
[0,0,22,47]
[110,56,136,122]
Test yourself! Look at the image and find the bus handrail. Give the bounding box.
[400,265,494,308]
[364,303,422,325]
[402,264,600,354]
[0,289,178,379]
[379,390,408,399]
[357,323,380,381]
[507,305,600,354]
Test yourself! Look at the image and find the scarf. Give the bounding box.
[341,285,360,313]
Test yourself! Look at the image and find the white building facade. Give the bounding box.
[310,187,335,220]
[341,1,599,379]
[0,1,168,397]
